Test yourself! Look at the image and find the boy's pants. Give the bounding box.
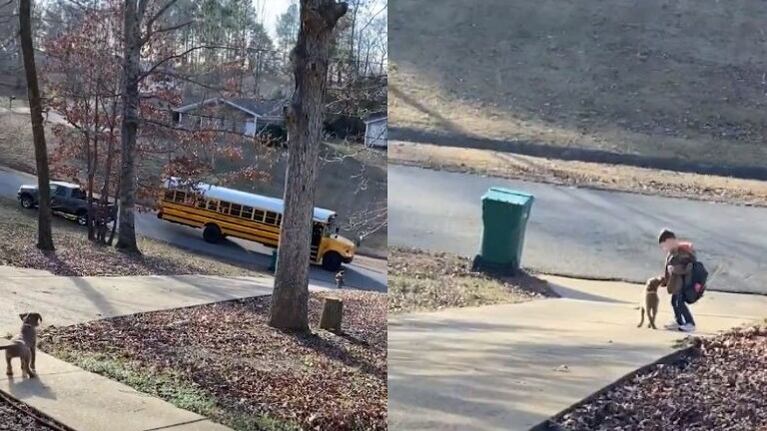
[671,293,695,326]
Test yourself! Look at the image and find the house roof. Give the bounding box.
[229,98,285,117]
[173,97,286,118]
[364,112,387,123]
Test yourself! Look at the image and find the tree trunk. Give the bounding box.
[116,0,142,253]
[269,0,348,331]
[19,0,54,251]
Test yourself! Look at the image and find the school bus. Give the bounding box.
[157,178,356,271]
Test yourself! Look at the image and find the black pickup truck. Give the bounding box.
[17,181,117,226]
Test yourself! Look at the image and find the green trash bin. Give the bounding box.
[472,187,534,275]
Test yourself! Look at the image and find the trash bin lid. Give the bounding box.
[482,187,534,206]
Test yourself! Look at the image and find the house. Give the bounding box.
[364,113,387,148]
[172,97,285,137]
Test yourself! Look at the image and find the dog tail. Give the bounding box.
[0,340,20,350]
[637,307,645,328]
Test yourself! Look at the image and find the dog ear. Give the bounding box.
[32,313,42,324]
[19,313,27,321]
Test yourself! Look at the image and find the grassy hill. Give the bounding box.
[390,0,767,169]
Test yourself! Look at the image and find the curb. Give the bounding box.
[0,387,76,431]
[528,345,698,431]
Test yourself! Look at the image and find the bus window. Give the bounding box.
[174,191,186,203]
[242,206,253,219]
[207,200,218,211]
[276,214,282,226]
[164,190,174,201]
[253,209,265,222]
[264,212,277,225]
[196,196,206,208]
[230,204,242,217]
[219,201,231,214]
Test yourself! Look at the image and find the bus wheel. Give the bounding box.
[203,224,222,243]
[322,251,343,271]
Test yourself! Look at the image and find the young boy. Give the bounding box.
[335,270,345,289]
[646,229,697,332]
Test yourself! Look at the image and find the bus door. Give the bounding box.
[311,222,323,262]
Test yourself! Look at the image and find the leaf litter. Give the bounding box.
[39,291,387,431]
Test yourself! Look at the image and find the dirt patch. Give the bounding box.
[554,326,767,430]
[390,0,767,168]
[0,197,262,277]
[390,142,767,207]
[39,291,387,431]
[389,247,557,314]
[0,390,75,431]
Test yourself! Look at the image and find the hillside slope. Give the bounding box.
[390,0,767,168]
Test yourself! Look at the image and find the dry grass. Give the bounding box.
[390,142,767,206]
[389,247,557,314]
[390,0,767,167]
[0,114,39,173]
[0,197,262,277]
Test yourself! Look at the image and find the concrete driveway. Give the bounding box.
[388,275,767,430]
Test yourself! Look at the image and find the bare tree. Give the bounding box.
[269,0,347,331]
[115,0,143,252]
[19,0,54,251]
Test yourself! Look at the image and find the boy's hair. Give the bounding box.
[658,229,676,244]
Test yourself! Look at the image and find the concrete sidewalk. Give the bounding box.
[0,265,328,431]
[388,275,767,431]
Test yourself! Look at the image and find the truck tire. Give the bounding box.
[322,251,343,271]
[76,210,88,226]
[203,224,222,243]
[19,194,34,209]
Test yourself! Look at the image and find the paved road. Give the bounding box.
[390,164,767,294]
[0,166,386,292]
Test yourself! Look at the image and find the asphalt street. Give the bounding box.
[390,164,767,294]
[0,166,386,292]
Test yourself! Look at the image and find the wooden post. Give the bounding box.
[319,297,343,333]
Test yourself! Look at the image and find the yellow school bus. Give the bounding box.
[157,178,356,271]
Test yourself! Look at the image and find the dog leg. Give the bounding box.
[637,307,645,328]
[30,348,35,372]
[5,354,11,376]
[20,358,28,379]
[649,307,657,329]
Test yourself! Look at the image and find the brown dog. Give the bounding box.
[638,278,660,329]
[0,313,42,378]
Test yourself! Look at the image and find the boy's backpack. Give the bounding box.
[684,260,708,304]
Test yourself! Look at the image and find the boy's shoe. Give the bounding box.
[678,323,696,332]
[664,321,679,330]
